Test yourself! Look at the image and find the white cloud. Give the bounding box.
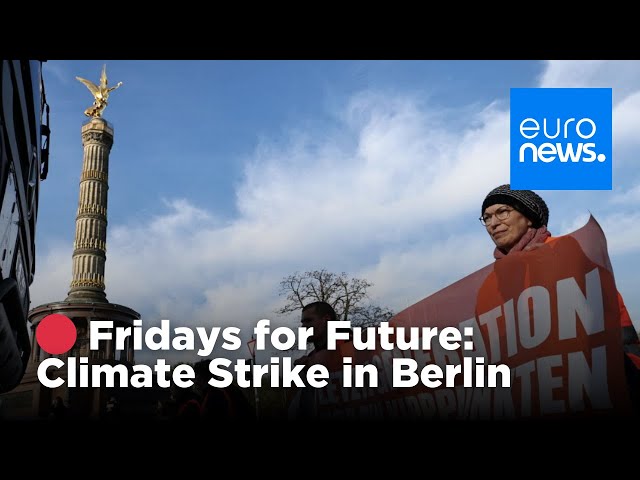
[610,183,640,205]
[358,231,492,312]
[539,60,640,103]
[238,92,509,245]
[30,242,73,305]
[613,91,640,151]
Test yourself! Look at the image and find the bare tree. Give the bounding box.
[277,269,393,327]
[350,304,394,328]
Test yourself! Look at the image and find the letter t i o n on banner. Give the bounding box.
[510,88,612,190]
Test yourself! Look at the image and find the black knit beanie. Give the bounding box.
[481,184,549,228]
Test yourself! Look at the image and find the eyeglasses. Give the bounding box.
[479,207,513,226]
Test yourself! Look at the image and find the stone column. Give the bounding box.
[66,117,112,303]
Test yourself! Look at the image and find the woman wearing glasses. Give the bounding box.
[480,184,640,413]
[479,184,551,257]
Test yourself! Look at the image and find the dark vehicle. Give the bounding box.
[0,60,50,392]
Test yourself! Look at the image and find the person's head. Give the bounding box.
[480,184,549,253]
[301,301,337,349]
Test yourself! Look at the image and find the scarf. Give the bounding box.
[493,226,551,260]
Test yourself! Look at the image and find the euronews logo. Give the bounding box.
[510,88,612,190]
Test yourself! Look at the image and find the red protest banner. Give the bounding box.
[297,216,632,420]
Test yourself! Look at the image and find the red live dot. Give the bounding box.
[36,314,77,355]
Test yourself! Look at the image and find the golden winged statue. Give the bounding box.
[76,64,123,118]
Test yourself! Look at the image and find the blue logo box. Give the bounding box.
[510,88,612,190]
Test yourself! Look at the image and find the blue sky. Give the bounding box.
[31,60,640,364]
